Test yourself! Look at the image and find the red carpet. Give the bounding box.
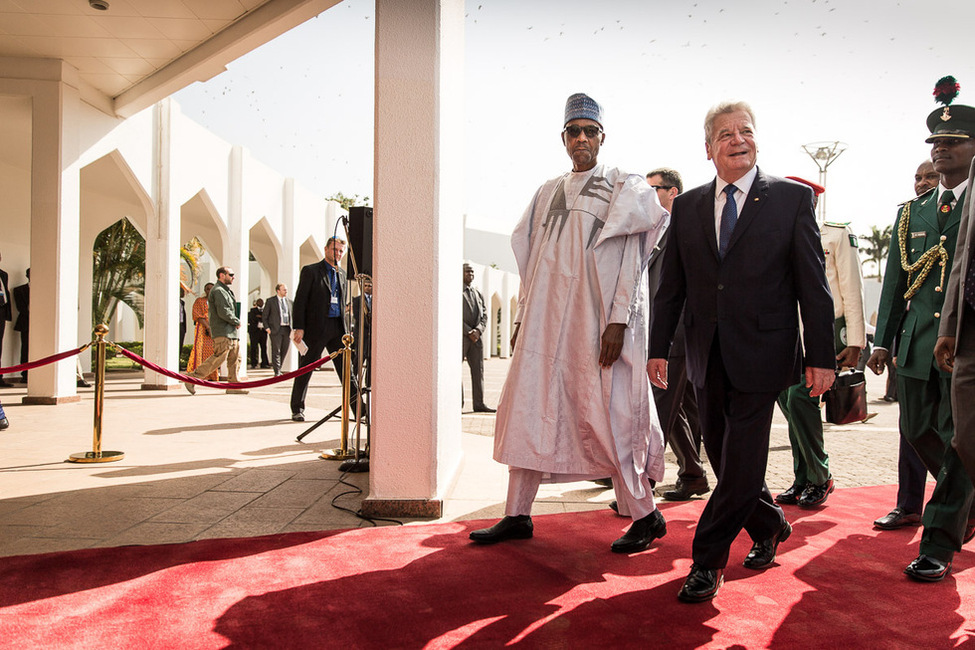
[1,485,973,649]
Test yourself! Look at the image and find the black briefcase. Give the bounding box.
[824,370,867,425]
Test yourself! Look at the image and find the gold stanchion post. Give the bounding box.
[321,333,357,460]
[68,325,125,463]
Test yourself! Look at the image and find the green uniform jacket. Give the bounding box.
[207,281,240,340]
[875,188,965,380]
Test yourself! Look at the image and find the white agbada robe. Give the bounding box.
[494,164,669,502]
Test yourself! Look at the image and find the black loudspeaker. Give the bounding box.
[347,206,373,277]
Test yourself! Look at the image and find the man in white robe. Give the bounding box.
[469,93,670,553]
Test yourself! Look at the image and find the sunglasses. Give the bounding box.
[651,185,674,191]
[563,125,602,139]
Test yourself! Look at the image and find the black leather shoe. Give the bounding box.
[472,405,497,413]
[774,484,807,505]
[904,555,951,582]
[611,509,666,553]
[873,507,921,530]
[798,477,834,508]
[678,565,724,603]
[662,480,710,501]
[0,380,14,388]
[0,417,8,430]
[469,515,533,543]
[593,477,613,488]
[291,412,305,422]
[743,521,792,569]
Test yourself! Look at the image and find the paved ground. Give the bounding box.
[0,357,905,558]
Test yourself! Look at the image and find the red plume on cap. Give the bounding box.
[785,176,825,196]
[934,75,960,106]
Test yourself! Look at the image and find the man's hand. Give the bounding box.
[836,346,861,369]
[510,323,520,351]
[866,348,888,376]
[293,329,304,345]
[806,366,835,397]
[599,323,627,367]
[935,336,957,373]
[468,329,481,342]
[647,358,668,389]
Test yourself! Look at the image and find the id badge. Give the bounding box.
[331,295,339,305]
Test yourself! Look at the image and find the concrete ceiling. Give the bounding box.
[0,0,341,116]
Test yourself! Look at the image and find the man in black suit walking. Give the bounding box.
[649,101,835,603]
[290,237,354,422]
[263,283,294,376]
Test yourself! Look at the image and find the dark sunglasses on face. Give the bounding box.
[651,185,674,191]
[563,124,602,139]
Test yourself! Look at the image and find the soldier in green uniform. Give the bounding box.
[866,76,975,582]
[775,177,866,509]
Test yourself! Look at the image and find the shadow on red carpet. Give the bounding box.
[0,485,973,648]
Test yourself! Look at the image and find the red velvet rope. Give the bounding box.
[0,344,91,374]
[111,343,339,389]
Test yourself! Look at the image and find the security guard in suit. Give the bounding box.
[775,179,867,509]
[867,77,975,582]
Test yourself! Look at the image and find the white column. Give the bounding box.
[364,0,464,517]
[281,179,298,373]
[25,75,82,404]
[228,146,248,377]
[142,99,180,390]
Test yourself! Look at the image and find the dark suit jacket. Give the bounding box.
[463,285,487,337]
[647,234,686,357]
[293,260,349,345]
[351,294,372,358]
[0,270,10,322]
[649,168,835,392]
[13,283,28,332]
[262,295,294,334]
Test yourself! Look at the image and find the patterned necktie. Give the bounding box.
[719,184,739,259]
[938,190,955,231]
[0,279,6,307]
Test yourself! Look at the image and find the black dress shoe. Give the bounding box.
[0,417,8,430]
[743,521,792,569]
[662,480,710,501]
[678,565,724,603]
[291,412,305,422]
[77,379,92,388]
[798,477,834,508]
[472,406,497,413]
[469,515,533,543]
[608,500,620,514]
[774,484,807,505]
[904,555,951,582]
[593,477,613,488]
[873,507,921,530]
[611,509,666,553]
[0,381,13,388]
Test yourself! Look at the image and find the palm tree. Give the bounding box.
[859,224,894,280]
[92,218,146,327]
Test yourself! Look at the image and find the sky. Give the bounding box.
[174,0,975,240]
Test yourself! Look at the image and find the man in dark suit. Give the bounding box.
[649,101,835,603]
[0,251,12,387]
[290,237,354,421]
[263,283,294,376]
[463,263,495,413]
[350,277,372,388]
[247,298,270,369]
[646,167,709,501]
[12,269,28,382]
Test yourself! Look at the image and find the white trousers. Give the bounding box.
[504,467,657,521]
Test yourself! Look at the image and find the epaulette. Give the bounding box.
[823,221,850,228]
[898,186,936,207]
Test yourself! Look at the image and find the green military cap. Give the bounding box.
[926,75,975,142]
